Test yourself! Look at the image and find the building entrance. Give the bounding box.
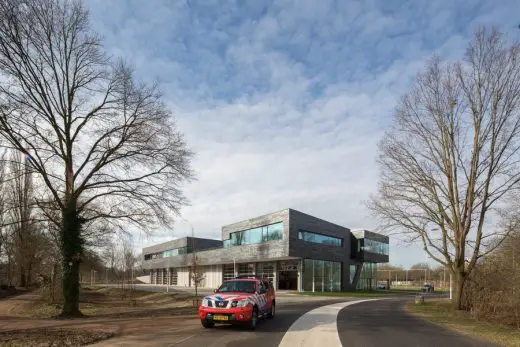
[278,271,297,290]
[277,260,299,290]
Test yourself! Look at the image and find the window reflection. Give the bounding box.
[361,239,389,255]
[302,259,342,292]
[298,230,342,247]
[356,262,378,290]
[144,246,191,260]
[223,222,284,248]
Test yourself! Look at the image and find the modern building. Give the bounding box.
[142,208,389,292]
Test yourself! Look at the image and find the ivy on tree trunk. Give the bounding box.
[59,199,84,318]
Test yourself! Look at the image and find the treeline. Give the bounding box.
[377,263,450,286]
[0,149,145,298]
[0,149,57,288]
[463,230,520,328]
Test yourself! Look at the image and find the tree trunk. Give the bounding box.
[19,265,26,287]
[452,270,466,310]
[58,199,84,318]
[26,261,33,287]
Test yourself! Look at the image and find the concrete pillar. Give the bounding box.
[273,261,278,290]
[297,259,303,292]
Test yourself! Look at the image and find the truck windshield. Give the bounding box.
[217,280,256,293]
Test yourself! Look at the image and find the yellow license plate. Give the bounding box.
[213,315,228,321]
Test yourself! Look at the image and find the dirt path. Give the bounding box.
[0,291,40,316]
[0,292,200,346]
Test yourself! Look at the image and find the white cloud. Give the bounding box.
[87,0,520,267]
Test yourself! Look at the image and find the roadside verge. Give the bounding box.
[407,300,520,347]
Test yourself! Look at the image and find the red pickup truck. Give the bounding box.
[198,277,276,330]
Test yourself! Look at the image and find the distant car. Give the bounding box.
[198,277,275,330]
[377,281,390,290]
[421,283,434,293]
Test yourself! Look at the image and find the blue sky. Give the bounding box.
[87,0,520,268]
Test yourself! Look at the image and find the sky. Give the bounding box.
[86,0,520,268]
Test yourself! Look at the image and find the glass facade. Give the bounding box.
[223,222,283,248]
[144,246,192,260]
[256,262,275,283]
[222,264,235,281]
[169,268,178,285]
[238,263,255,277]
[362,239,389,255]
[163,246,191,258]
[302,259,341,292]
[356,262,378,290]
[298,230,343,247]
[349,264,358,284]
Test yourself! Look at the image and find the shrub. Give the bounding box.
[462,234,520,328]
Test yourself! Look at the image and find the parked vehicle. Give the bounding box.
[421,283,434,293]
[198,276,275,330]
[377,280,390,290]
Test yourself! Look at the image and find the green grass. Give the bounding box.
[408,300,520,347]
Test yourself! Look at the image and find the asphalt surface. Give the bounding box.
[91,287,497,346]
[172,298,348,347]
[337,298,499,347]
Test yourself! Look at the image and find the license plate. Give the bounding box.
[213,315,228,321]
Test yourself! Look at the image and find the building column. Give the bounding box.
[273,261,278,290]
[297,259,303,292]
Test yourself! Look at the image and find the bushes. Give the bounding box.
[462,234,520,328]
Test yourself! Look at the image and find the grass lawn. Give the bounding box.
[20,286,200,318]
[407,300,520,347]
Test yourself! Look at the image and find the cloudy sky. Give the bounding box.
[87,0,520,268]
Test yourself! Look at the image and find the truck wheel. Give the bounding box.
[248,307,258,330]
[267,302,275,319]
[201,320,214,328]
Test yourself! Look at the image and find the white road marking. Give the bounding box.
[174,334,195,344]
[278,299,381,347]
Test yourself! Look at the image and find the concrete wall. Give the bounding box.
[136,275,150,284]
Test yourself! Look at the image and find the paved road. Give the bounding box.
[337,298,499,347]
[90,296,496,347]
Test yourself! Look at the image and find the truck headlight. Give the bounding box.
[235,299,250,308]
[201,299,210,307]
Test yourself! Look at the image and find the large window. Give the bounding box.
[298,230,342,247]
[357,262,377,290]
[163,246,191,258]
[257,262,275,283]
[362,239,389,255]
[223,222,283,248]
[302,259,342,292]
[349,264,358,284]
[169,268,178,285]
[223,264,235,281]
[144,246,192,260]
[238,263,254,277]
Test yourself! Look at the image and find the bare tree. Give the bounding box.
[0,150,7,265]
[0,0,193,317]
[7,151,37,287]
[190,254,205,299]
[368,27,520,309]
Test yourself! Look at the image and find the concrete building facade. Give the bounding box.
[142,208,389,292]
